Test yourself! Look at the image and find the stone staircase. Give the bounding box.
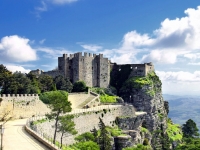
[76,94,96,108]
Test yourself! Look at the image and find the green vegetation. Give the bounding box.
[58,115,77,149]
[0,64,74,94]
[166,119,183,142]
[32,118,47,125]
[70,141,100,150]
[100,94,117,103]
[54,75,73,92]
[120,71,161,97]
[90,87,119,103]
[182,119,199,138]
[39,91,72,144]
[141,127,149,134]
[106,126,124,136]
[122,144,152,150]
[72,80,88,92]
[75,132,95,142]
[175,119,200,150]
[98,117,112,150]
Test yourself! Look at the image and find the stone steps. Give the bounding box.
[76,95,96,108]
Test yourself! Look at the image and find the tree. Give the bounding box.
[72,141,100,150]
[98,117,111,150]
[182,119,199,138]
[91,127,98,142]
[72,81,87,92]
[75,132,95,142]
[38,74,54,92]
[54,75,73,92]
[0,64,12,94]
[58,115,77,148]
[39,90,72,144]
[26,72,41,94]
[1,72,32,94]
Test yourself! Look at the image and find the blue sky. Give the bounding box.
[0,0,200,95]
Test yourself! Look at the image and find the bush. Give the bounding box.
[75,132,95,142]
[71,141,100,150]
[72,81,88,92]
[143,138,149,145]
[100,94,117,103]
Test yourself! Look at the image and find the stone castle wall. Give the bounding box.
[32,105,136,145]
[30,52,154,89]
[0,94,39,101]
[58,52,110,88]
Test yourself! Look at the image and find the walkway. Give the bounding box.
[1,119,49,150]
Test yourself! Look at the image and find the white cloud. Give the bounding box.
[104,6,200,64]
[6,65,31,73]
[156,71,200,82]
[156,70,200,95]
[35,1,47,11]
[188,62,200,66]
[35,1,48,18]
[39,39,46,44]
[36,47,73,59]
[184,53,200,60]
[0,35,37,62]
[81,44,102,52]
[141,50,178,64]
[51,0,78,5]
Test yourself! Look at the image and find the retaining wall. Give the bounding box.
[31,105,136,145]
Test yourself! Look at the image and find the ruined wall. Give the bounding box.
[43,70,64,78]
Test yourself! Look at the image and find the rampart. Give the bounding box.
[110,62,154,77]
[0,94,39,101]
[29,105,137,145]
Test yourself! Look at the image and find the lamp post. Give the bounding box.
[0,125,4,150]
[130,95,131,104]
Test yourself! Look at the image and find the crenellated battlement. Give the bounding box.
[31,52,154,88]
[0,94,38,97]
[0,94,39,101]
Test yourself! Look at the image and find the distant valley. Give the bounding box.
[163,94,200,130]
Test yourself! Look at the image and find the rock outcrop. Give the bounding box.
[119,72,168,149]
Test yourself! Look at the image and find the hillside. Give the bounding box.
[163,94,200,130]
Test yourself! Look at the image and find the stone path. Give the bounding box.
[1,119,49,150]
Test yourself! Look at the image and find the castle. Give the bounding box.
[30,52,154,88]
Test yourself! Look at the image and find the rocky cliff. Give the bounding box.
[113,71,168,149]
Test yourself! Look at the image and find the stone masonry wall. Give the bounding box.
[0,94,39,101]
[32,105,136,145]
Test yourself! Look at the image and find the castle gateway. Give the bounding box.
[30,52,154,88]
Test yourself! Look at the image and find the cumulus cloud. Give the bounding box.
[104,6,200,64]
[81,44,102,52]
[156,71,200,82]
[0,35,37,62]
[6,65,31,73]
[141,50,178,64]
[156,70,200,95]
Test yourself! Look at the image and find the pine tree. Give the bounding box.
[98,117,111,150]
[182,119,199,138]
